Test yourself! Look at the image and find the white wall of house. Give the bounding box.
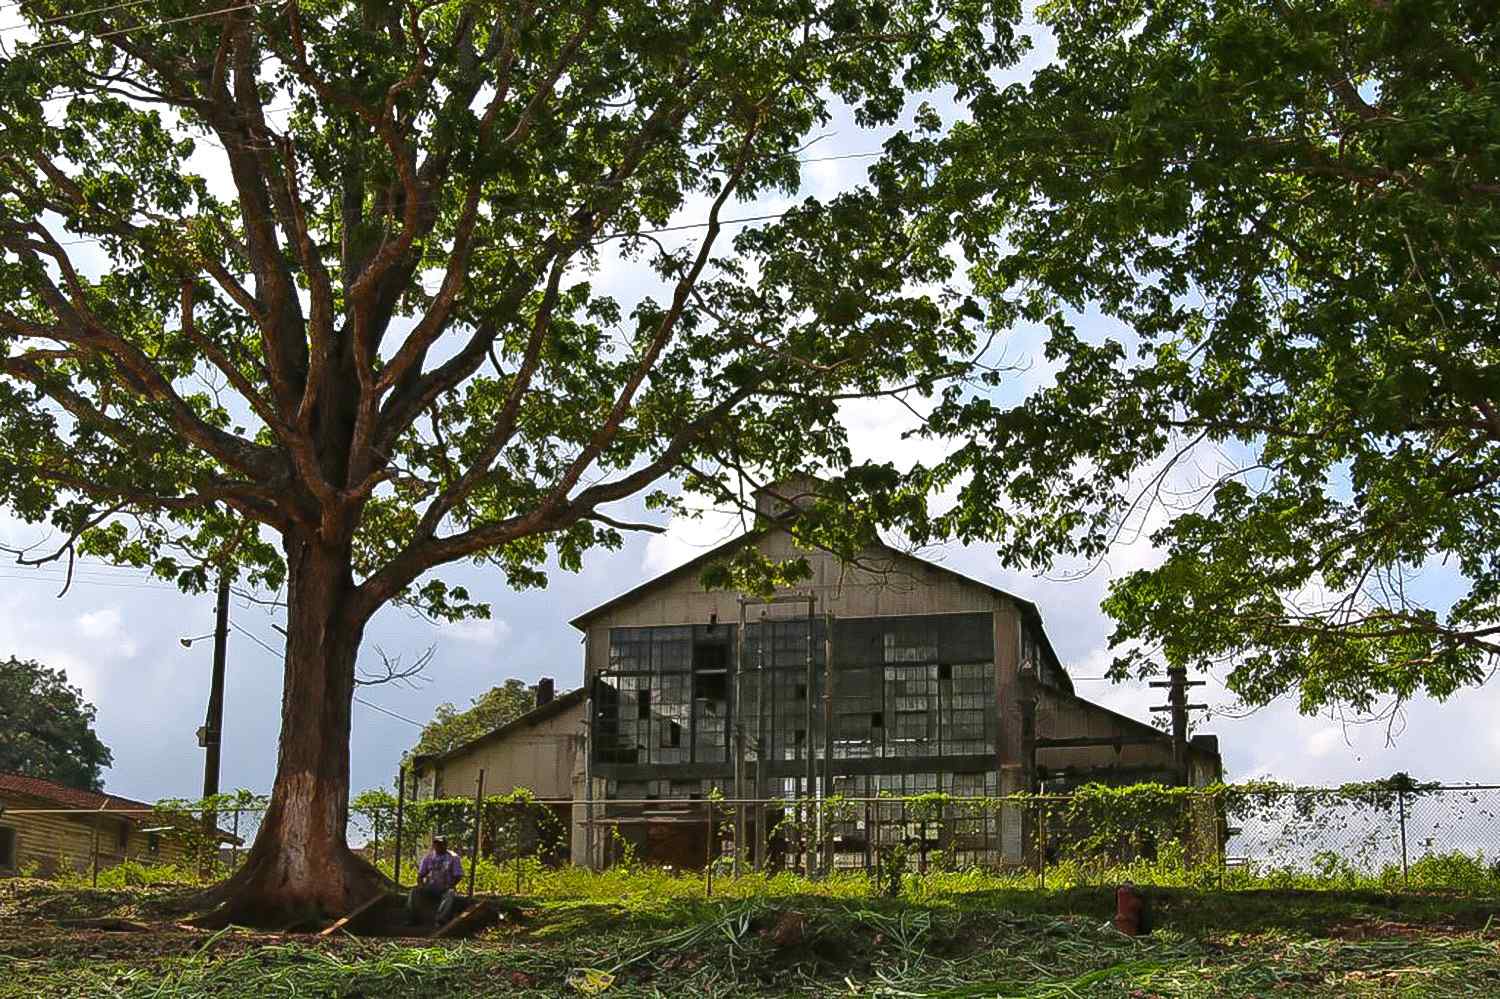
[425,700,586,803]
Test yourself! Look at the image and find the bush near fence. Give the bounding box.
[335,776,1500,896]
[14,777,1500,898]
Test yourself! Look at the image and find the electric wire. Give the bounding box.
[0,567,430,724]
[0,0,161,34]
[18,1,282,54]
[228,619,427,728]
[43,142,882,250]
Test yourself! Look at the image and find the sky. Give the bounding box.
[2,10,1497,806]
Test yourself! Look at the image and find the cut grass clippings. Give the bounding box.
[4,879,1500,997]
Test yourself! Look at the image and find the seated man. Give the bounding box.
[406,835,464,927]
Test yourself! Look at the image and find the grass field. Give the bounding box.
[4,877,1500,997]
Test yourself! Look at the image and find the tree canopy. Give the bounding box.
[0,0,1016,923]
[0,655,113,790]
[910,0,1500,717]
[408,678,536,759]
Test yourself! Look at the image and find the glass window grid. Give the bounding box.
[600,614,997,767]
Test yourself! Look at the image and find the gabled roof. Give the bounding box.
[0,771,154,815]
[1041,687,1221,762]
[567,524,1073,692]
[0,771,248,843]
[568,525,773,631]
[414,686,588,768]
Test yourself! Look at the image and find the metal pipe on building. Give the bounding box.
[582,703,595,871]
[755,608,768,870]
[804,593,816,874]
[734,600,747,877]
[822,606,835,874]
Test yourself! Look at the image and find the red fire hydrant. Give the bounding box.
[1115,883,1148,936]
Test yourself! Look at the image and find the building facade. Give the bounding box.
[571,484,1220,869]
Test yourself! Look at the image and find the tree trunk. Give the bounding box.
[196,533,388,928]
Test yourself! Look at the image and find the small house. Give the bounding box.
[0,771,208,877]
[409,680,587,861]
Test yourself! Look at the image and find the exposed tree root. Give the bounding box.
[190,845,392,931]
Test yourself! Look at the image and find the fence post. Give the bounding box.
[468,769,485,897]
[393,767,406,888]
[1036,801,1047,891]
[705,799,714,898]
[864,800,873,875]
[90,810,101,888]
[514,806,524,897]
[1398,787,1409,888]
[1216,789,1225,891]
[231,808,241,869]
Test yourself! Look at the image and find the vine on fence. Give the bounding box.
[28,775,1498,896]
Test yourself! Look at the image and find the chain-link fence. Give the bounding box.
[8,781,1499,895]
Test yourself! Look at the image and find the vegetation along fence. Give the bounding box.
[8,778,1498,897]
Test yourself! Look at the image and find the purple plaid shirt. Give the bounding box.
[418,849,463,892]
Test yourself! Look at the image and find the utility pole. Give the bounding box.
[1150,667,1207,784]
[200,573,231,831]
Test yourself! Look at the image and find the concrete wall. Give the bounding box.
[427,700,586,803]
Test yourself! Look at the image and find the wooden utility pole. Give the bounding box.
[200,573,230,837]
[1150,667,1207,784]
[468,769,485,897]
[1018,693,1037,792]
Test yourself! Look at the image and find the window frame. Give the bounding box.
[0,825,17,870]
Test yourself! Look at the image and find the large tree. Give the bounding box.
[0,1,1012,923]
[913,0,1500,718]
[0,655,113,790]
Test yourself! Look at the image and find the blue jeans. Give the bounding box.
[406,881,459,925]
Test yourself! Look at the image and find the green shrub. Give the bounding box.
[1406,851,1499,891]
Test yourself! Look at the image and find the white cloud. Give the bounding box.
[76,607,138,659]
[442,617,513,647]
[1304,727,1347,759]
[642,496,748,577]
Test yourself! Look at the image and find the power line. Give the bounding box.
[0,559,156,576]
[0,0,160,34]
[228,620,426,729]
[0,571,178,590]
[352,695,425,729]
[45,140,884,250]
[227,619,278,657]
[52,207,802,249]
[20,1,281,54]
